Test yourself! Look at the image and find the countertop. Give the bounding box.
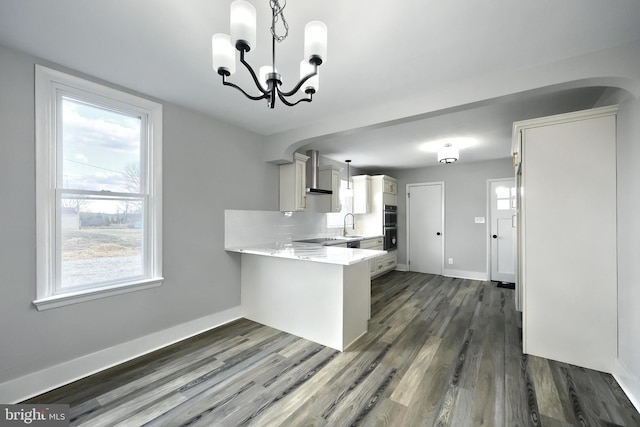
[225,242,386,265]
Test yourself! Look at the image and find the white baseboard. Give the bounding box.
[393,266,487,280]
[613,358,640,413]
[443,268,490,281]
[0,306,242,404]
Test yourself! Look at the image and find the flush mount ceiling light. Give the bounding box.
[212,0,327,109]
[438,144,459,164]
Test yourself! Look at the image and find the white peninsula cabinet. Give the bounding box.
[513,105,618,373]
[228,244,384,351]
[279,152,308,212]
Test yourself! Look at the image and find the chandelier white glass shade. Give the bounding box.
[212,0,327,108]
[438,144,459,164]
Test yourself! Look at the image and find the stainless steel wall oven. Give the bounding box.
[383,204,398,250]
[383,204,397,227]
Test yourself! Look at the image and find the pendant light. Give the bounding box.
[345,160,351,190]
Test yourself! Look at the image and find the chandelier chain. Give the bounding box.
[270,0,289,43]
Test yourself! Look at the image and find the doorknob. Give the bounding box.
[436,232,441,236]
[492,234,497,239]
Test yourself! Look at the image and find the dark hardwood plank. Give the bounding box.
[24,271,640,427]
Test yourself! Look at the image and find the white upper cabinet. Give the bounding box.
[319,165,341,213]
[381,176,398,206]
[352,175,371,214]
[279,152,309,212]
[383,177,397,195]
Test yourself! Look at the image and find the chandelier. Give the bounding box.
[211,0,327,108]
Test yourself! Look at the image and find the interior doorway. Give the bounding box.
[407,182,444,275]
[489,178,516,283]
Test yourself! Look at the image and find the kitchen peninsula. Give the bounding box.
[225,242,384,351]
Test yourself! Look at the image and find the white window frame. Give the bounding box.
[34,65,163,311]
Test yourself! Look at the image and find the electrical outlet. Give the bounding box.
[448,258,454,265]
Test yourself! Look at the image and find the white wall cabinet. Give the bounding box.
[319,165,342,213]
[354,175,398,236]
[513,105,618,373]
[352,175,371,214]
[279,152,309,212]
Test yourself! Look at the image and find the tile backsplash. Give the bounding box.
[225,209,341,248]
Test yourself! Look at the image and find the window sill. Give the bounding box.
[32,277,164,311]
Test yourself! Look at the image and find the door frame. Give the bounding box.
[486,177,516,282]
[406,181,445,274]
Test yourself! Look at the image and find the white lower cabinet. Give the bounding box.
[359,237,383,249]
[372,251,397,278]
[360,237,396,278]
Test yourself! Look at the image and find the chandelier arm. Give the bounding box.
[277,90,312,107]
[238,49,269,96]
[278,66,318,97]
[222,75,269,101]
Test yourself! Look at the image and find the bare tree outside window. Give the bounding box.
[118,161,142,226]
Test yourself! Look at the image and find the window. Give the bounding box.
[326,180,353,228]
[34,65,163,310]
[495,185,516,210]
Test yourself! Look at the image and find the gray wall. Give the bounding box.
[0,44,278,386]
[393,158,514,276]
[616,95,640,391]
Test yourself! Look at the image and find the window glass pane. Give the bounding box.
[497,199,511,210]
[60,194,144,289]
[62,98,141,193]
[495,186,510,199]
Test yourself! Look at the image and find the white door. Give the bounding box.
[490,179,516,283]
[408,183,443,274]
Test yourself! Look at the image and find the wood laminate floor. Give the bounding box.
[26,272,640,426]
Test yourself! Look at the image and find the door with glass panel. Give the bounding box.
[490,179,516,283]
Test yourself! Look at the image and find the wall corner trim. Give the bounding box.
[613,358,640,413]
[0,306,242,404]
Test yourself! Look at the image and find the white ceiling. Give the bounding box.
[1,0,639,170]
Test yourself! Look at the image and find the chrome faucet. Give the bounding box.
[343,213,355,236]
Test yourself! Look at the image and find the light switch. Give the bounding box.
[475,217,485,224]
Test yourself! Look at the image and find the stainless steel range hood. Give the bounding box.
[305,150,333,194]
